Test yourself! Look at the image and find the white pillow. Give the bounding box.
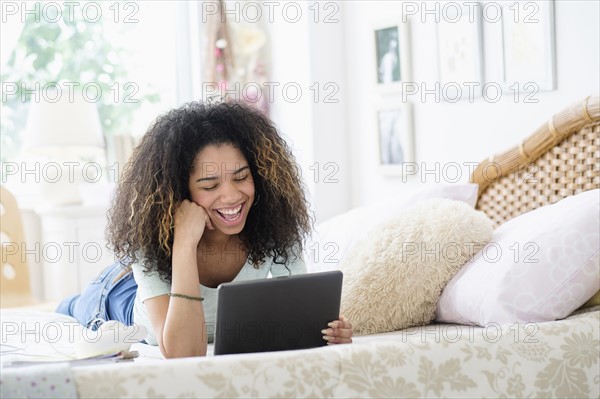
[436,189,600,326]
[305,183,478,273]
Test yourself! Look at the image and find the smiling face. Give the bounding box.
[188,143,255,239]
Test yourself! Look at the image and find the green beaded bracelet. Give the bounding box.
[168,293,204,301]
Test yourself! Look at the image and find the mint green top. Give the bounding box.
[131,256,306,345]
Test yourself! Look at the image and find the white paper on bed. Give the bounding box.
[0,310,142,367]
[1,310,83,365]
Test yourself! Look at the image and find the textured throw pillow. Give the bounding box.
[305,183,479,273]
[339,198,493,335]
[436,189,600,326]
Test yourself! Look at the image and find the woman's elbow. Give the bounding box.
[159,328,208,358]
[161,345,207,359]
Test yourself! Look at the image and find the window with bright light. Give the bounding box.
[1,1,189,204]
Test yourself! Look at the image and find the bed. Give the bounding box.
[1,95,599,398]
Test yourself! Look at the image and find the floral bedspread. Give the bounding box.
[70,307,599,398]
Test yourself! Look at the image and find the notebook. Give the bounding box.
[213,270,343,355]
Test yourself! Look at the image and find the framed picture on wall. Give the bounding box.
[373,19,411,93]
[436,3,483,98]
[376,102,414,175]
[501,0,556,92]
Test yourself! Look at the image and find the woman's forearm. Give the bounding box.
[161,243,207,357]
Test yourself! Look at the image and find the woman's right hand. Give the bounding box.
[159,199,211,358]
[173,199,214,247]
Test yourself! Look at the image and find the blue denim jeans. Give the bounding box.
[55,261,137,331]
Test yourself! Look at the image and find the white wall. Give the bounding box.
[268,2,350,224]
[341,0,599,208]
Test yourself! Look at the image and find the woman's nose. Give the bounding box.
[219,181,242,203]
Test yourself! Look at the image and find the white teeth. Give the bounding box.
[218,204,242,215]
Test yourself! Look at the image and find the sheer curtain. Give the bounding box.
[203,0,271,114]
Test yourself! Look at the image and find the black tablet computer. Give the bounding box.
[213,270,343,355]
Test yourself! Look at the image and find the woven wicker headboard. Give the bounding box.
[471,95,599,227]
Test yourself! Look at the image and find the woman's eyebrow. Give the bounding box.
[233,165,250,174]
[195,165,250,183]
[196,176,218,183]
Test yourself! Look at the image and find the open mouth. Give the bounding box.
[215,203,244,224]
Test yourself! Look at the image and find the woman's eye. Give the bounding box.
[202,185,217,191]
[234,174,248,182]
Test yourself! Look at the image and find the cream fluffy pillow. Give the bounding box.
[305,184,479,273]
[340,198,493,335]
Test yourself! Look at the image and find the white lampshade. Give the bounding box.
[23,93,105,158]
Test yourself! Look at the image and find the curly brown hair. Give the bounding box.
[106,101,312,282]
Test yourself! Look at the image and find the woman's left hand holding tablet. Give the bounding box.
[322,316,353,345]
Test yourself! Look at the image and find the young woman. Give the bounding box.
[57,101,353,358]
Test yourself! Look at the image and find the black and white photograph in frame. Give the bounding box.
[373,19,411,93]
[375,26,401,84]
[377,102,414,175]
